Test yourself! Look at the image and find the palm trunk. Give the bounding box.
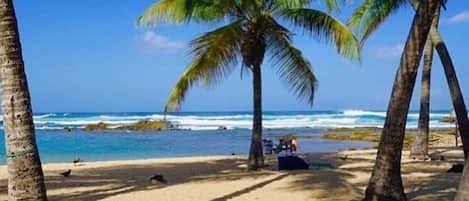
[410,41,433,159]
[363,1,440,201]
[410,7,440,159]
[431,30,469,158]
[455,158,469,201]
[410,0,469,159]
[0,0,48,200]
[248,63,264,170]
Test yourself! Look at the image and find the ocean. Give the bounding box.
[0,110,455,164]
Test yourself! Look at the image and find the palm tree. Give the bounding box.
[410,7,440,159]
[350,0,441,200]
[0,0,48,200]
[137,0,360,170]
[350,0,469,158]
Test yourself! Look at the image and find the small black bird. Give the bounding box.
[149,174,168,185]
[340,155,348,161]
[72,158,83,165]
[60,169,72,177]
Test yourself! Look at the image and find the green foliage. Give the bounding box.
[138,0,360,111]
[349,0,408,43]
[165,21,244,111]
[280,8,360,60]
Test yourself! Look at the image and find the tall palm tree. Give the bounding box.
[410,6,440,158]
[137,0,360,170]
[350,0,469,158]
[350,0,441,200]
[0,0,48,200]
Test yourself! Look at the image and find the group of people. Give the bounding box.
[264,135,298,155]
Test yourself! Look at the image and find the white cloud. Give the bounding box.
[374,44,404,59]
[140,31,186,53]
[442,10,469,24]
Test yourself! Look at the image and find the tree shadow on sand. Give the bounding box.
[0,147,464,201]
[0,157,277,201]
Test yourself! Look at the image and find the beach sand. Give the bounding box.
[0,146,464,201]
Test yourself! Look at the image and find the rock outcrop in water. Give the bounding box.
[440,116,456,123]
[82,122,110,131]
[323,128,415,148]
[82,120,175,132]
[117,120,174,131]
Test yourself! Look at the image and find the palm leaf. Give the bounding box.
[165,21,244,111]
[349,0,408,43]
[137,0,242,26]
[265,16,317,105]
[280,8,360,61]
[325,0,340,12]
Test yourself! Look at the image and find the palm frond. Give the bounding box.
[165,21,244,111]
[264,17,317,105]
[273,0,311,9]
[137,0,242,26]
[324,0,340,12]
[280,8,360,61]
[349,0,407,43]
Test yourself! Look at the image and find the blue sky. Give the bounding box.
[13,0,469,112]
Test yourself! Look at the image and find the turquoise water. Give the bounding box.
[0,128,372,165]
[0,110,455,164]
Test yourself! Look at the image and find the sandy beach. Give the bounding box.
[0,145,463,201]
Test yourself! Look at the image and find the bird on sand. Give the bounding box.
[60,169,72,177]
[72,158,83,165]
[340,155,348,161]
[149,174,168,185]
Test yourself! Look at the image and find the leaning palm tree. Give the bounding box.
[410,6,440,159]
[0,0,48,200]
[350,0,441,200]
[137,0,359,170]
[350,0,469,158]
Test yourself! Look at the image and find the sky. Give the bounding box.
[11,0,469,112]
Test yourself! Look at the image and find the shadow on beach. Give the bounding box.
[0,147,463,201]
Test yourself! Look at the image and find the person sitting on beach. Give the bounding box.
[291,138,298,153]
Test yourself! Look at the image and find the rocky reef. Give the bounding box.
[323,127,414,148]
[440,116,456,123]
[82,120,175,132]
[117,120,175,131]
[82,122,111,131]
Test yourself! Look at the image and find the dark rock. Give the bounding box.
[430,154,445,161]
[217,126,227,130]
[64,127,72,132]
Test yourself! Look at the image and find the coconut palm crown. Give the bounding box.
[138,0,360,170]
[138,0,359,111]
